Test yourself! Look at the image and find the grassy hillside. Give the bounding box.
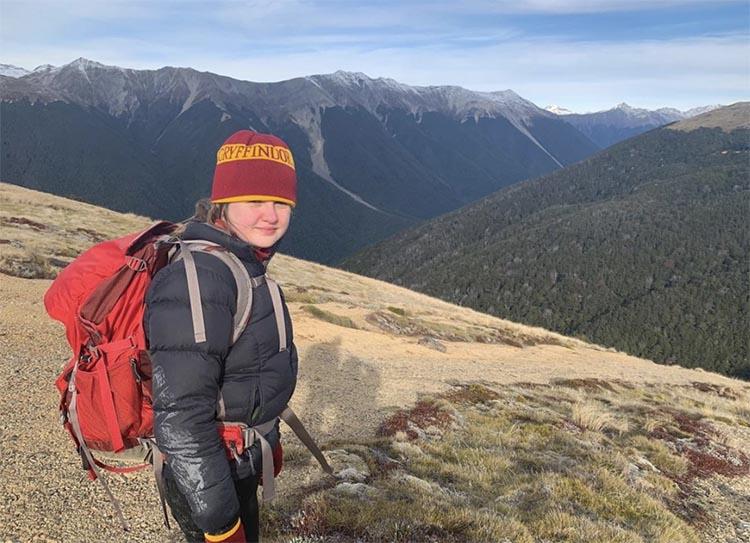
[344,106,750,380]
[267,380,749,542]
[0,182,150,279]
[1,184,748,542]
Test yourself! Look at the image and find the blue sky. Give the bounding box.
[0,0,747,111]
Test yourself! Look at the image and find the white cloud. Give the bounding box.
[454,0,743,14]
[181,33,748,110]
[3,33,746,111]
[1,1,746,110]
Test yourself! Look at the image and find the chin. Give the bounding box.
[248,237,278,248]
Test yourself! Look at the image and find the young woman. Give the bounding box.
[144,130,298,542]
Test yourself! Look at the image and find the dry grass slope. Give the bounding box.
[269,380,750,542]
[0,183,149,278]
[667,101,750,133]
[1,182,748,542]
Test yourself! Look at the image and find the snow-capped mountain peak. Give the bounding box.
[327,70,372,85]
[685,104,722,117]
[556,100,724,148]
[655,107,683,116]
[32,64,58,73]
[66,57,127,74]
[0,64,30,78]
[615,102,639,111]
[545,104,574,115]
[308,71,545,124]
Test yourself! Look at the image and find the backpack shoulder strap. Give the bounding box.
[196,247,254,345]
[265,277,287,352]
[174,241,257,345]
[174,241,208,343]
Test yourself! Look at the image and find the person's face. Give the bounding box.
[224,200,292,248]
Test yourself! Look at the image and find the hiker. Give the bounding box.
[144,130,299,543]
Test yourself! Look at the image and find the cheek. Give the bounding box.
[227,209,260,227]
[278,212,292,232]
[280,211,292,226]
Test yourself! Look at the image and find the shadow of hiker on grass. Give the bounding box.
[290,337,381,446]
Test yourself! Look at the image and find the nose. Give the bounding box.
[260,201,279,223]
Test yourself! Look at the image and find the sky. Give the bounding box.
[0,0,747,112]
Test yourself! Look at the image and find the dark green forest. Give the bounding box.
[344,125,750,380]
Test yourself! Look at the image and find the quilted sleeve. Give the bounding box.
[144,255,239,534]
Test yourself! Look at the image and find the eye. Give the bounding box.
[274,202,291,210]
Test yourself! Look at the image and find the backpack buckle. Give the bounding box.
[126,256,147,272]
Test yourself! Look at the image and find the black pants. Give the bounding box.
[163,464,260,542]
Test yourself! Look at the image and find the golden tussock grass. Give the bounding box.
[300,304,359,329]
[0,183,150,279]
[261,380,749,542]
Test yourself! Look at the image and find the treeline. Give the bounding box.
[344,126,750,380]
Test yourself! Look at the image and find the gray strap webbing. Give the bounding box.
[67,361,130,532]
[216,391,226,420]
[241,418,278,501]
[280,406,334,475]
[195,249,252,344]
[257,431,275,501]
[250,418,278,436]
[147,440,170,529]
[173,241,259,345]
[177,241,207,343]
[232,408,333,502]
[266,277,287,352]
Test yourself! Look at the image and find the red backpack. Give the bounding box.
[46,221,174,454]
[45,221,180,528]
[45,221,332,531]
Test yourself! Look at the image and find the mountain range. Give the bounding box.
[546,102,721,148]
[344,103,750,379]
[1,59,718,262]
[1,58,599,263]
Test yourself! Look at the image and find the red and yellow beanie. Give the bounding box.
[211,130,297,207]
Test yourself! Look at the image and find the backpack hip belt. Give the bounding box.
[218,407,334,502]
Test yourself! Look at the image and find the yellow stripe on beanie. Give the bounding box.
[211,194,296,207]
[217,143,295,170]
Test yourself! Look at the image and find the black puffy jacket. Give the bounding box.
[144,221,297,533]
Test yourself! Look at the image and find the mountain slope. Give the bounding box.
[0,59,598,263]
[0,63,30,77]
[344,104,750,379]
[2,183,748,542]
[558,102,721,148]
